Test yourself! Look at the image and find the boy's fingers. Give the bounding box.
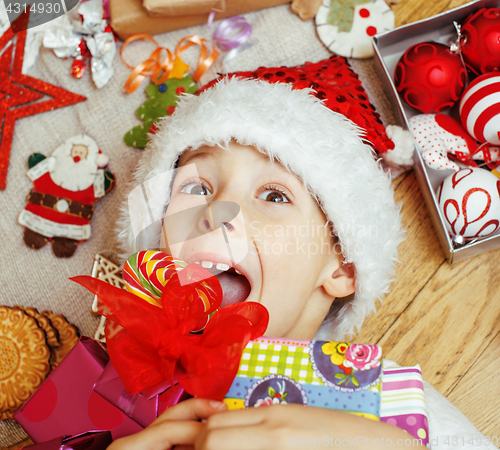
[205,405,268,429]
[196,424,267,450]
[153,398,227,425]
[110,420,203,450]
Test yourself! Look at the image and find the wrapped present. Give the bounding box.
[22,431,112,450]
[14,337,143,443]
[109,0,290,39]
[143,0,291,17]
[93,361,187,427]
[380,365,430,447]
[223,337,383,420]
[72,256,269,402]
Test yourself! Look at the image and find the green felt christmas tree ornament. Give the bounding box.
[124,73,198,149]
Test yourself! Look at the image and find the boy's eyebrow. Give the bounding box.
[180,150,214,165]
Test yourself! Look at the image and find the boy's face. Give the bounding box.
[160,143,354,339]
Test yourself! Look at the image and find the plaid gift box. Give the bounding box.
[223,337,383,420]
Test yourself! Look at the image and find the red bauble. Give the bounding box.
[461,8,500,76]
[394,41,467,114]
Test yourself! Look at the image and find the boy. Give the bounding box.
[113,78,487,449]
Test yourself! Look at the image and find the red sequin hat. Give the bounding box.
[201,55,414,166]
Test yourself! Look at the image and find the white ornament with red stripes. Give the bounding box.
[460,72,500,145]
[437,167,500,240]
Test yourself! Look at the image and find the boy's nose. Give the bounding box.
[202,219,234,232]
[199,201,240,233]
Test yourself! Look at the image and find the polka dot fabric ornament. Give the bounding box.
[408,113,500,171]
[315,0,395,58]
[461,8,500,76]
[460,72,500,146]
[394,41,467,114]
[437,167,500,240]
[202,55,414,165]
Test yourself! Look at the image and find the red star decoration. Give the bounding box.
[0,12,87,190]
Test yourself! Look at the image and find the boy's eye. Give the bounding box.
[181,183,212,196]
[258,190,290,203]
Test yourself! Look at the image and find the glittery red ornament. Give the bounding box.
[394,41,467,114]
[461,8,500,76]
[0,12,87,190]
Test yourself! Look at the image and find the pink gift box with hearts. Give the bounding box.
[93,361,187,427]
[14,337,143,443]
[21,431,112,450]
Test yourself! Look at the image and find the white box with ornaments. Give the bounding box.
[372,0,500,263]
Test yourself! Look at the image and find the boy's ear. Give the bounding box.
[323,262,356,298]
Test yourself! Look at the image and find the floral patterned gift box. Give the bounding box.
[223,337,383,420]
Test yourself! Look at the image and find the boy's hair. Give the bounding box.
[116,77,404,340]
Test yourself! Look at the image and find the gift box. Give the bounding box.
[372,0,500,263]
[93,361,187,427]
[109,0,290,39]
[14,337,143,443]
[380,365,430,447]
[22,431,112,450]
[143,0,291,18]
[223,337,382,420]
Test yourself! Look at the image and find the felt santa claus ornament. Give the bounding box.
[200,56,414,166]
[18,135,115,258]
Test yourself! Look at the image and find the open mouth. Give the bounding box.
[194,260,251,308]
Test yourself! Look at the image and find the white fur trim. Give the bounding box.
[27,157,51,181]
[383,125,415,167]
[96,153,110,168]
[115,78,404,340]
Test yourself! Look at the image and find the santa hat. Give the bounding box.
[116,60,405,340]
[201,56,414,166]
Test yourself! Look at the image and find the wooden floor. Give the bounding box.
[354,0,500,433]
[354,0,500,441]
[356,169,500,439]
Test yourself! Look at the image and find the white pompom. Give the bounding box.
[383,125,415,166]
[96,153,110,167]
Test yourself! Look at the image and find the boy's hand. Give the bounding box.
[195,404,424,450]
[107,398,227,450]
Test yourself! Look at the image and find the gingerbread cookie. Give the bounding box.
[0,306,51,414]
[41,311,79,370]
[0,409,14,420]
[13,306,60,348]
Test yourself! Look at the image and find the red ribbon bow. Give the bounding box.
[72,263,268,401]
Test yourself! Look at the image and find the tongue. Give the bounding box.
[216,272,251,308]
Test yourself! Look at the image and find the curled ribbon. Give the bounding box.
[71,261,268,401]
[208,13,254,63]
[120,35,219,93]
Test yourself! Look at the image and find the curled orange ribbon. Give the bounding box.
[120,34,219,93]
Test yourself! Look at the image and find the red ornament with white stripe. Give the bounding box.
[460,72,500,146]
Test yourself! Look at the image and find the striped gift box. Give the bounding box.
[381,365,429,447]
